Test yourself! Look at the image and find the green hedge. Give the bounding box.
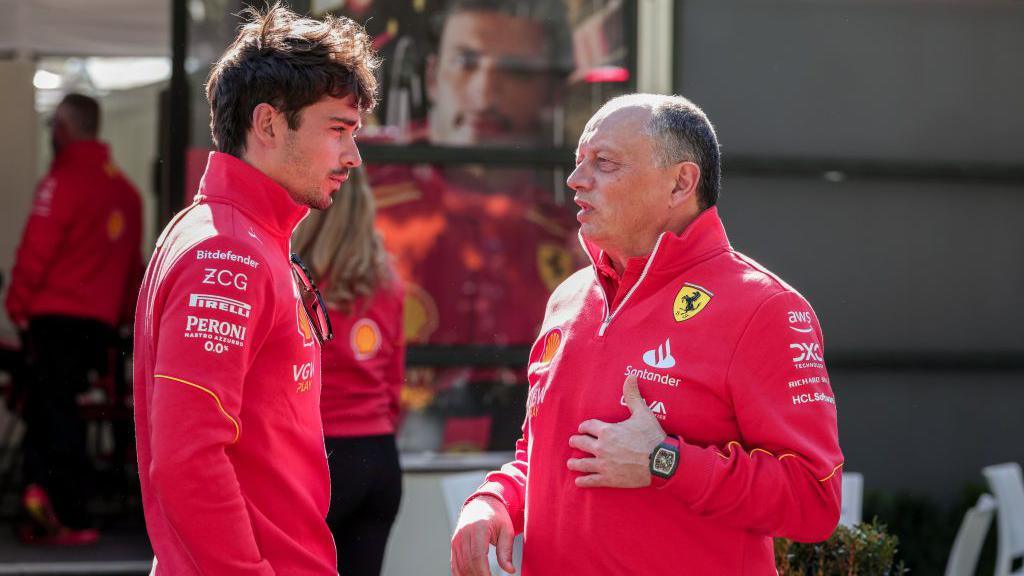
[777,483,999,575]
[775,520,907,575]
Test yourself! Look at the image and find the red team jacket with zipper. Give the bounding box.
[6,140,142,328]
[472,207,843,575]
[133,153,335,575]
[320,278,405,438]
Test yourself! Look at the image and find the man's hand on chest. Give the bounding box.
[567,376,668,488]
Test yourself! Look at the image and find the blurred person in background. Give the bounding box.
[451,94,842,574]
[132,5,378,573]
[293,167,404,576]
[372,0,579,452]
[6,92,142,545]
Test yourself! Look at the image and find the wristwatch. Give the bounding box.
[649,435,681,486]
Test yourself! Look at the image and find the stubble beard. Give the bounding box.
[282,132,330,210]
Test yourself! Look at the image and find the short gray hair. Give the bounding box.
[601,94,721,209]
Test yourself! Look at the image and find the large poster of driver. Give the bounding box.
[315,0,632,452]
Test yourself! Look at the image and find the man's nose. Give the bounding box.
[469,61,502,106]
[566,163,589,192]
[341,137,362,168]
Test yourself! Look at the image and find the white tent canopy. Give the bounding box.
[0,0,170,57]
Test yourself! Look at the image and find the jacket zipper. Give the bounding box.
[585,233,667,337]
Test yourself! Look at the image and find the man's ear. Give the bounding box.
[249,103,281,149]
[669,161,701,209]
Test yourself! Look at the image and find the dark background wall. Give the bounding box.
[677,0,1024,504]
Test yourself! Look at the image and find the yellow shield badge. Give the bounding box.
[673,283,713,322]
[403,282,439,344]
[537,244,573,292]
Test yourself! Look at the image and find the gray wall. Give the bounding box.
[678,0,1024,164]
[678,0,1024,503]
[720,177,1024,355]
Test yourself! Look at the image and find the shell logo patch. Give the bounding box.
[351,318,382,360]
[538,328,562,365]
[107,210,125,240]
[296,299,315,347]
[673,283,713,322]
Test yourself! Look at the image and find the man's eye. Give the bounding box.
[453,51,480,71]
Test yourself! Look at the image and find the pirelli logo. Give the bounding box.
[188,293,251,318]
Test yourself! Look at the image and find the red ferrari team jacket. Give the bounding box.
[133,152,335,575]
[370,164,579,346]
[320,278,405,438]
[472,207,843,575]
[7,140,142,328]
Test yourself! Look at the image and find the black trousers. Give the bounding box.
[325,434,403,576]
[22,315,112,529]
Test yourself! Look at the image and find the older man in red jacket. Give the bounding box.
[451,94,843,575]
[6,93,142,545]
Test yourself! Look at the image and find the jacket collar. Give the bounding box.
[194,152,309,240]
[581,206,732,282]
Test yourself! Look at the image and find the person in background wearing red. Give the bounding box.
[6,93,142,545]
[451,94,843,575]
[132,5,379,574]
[293,167,404,576]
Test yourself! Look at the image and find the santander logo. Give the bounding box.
[642,338,676,369]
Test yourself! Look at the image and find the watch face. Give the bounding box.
[653,447,677,475]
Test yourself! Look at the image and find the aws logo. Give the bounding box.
[351,318,382,360]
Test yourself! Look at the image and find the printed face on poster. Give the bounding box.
[317,0,631,149]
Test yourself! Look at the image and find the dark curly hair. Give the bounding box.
[206,2,381,157]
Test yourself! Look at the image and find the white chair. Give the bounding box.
[945,493,997,576]
[440,471,523,575]
[839,472,863,527]
[983,463,1024,576]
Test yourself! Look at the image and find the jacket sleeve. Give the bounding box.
[147,237,276,575]
[467,324,555,534]
[5,174,75,327]
[468,428,530,534]
[665,290,843,542]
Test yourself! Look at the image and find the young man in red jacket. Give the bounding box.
[133,5,378,574]
[451,94,843,575]
[6,93,142,545]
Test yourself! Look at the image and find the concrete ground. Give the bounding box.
[0,521,152,575]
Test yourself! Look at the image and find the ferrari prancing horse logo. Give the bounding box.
[673,283,713,322]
